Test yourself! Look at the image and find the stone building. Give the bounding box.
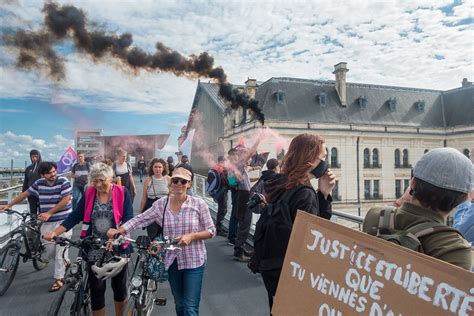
[185,63,474,214]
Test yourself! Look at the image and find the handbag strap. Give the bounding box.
[161,196,169,239]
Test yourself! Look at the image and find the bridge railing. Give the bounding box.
[192,174,363,245]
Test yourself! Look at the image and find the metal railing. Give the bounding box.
[192,174,364,241]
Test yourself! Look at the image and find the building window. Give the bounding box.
[275,90,285,104]
[358,96,367,109]
[318,93,327,107]
[373,180,380,199]
[416,100,425,112]
[364,148,370,168]
[364,180,371,199]
[372,148,380,168]
[388,98,397,111]
[332,180,340,201]
[330,147,339,168]
[394,149,401,168]
[395,180,402,198]
[404,179,410,192]
[402,149,410,167]
[463,149,470,159]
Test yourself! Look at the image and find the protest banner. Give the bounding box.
[272,211,473,316]
[56,147,77,173]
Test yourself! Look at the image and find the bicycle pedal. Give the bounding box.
[154,297,167,306]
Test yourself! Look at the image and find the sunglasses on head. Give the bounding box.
[171,178,189,185]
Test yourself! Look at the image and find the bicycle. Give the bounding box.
[0,209,49,296]
[47,235,104,316]
[121,235,180,316]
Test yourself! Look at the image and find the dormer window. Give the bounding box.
[388,98,397,111]
[318,93,327,107]
[275,90,285,104]
[416,100,425,112]
[358,96,367,109]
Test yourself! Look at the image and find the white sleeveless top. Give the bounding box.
[147,176,169,199]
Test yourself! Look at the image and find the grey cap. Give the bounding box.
[413,147,473,194]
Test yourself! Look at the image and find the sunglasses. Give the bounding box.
[171,178,189,185]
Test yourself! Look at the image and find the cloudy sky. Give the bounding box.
[0,0,472,168]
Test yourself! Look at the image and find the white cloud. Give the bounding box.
[0,0,472,117]
[0,131,74,167]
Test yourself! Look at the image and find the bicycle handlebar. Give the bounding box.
[52,235,103,248]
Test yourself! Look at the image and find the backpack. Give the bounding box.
[251,185,312,273]
[363,207,462,253]
[206,166,228,202]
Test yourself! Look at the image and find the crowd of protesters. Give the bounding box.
[0,132,472,315]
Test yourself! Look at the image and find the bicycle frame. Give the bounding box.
[0,211,45,264]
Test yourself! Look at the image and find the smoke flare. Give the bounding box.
[4,2,265,124]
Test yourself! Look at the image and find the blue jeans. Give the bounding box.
[72,185,85,211]
[168,260,205,316]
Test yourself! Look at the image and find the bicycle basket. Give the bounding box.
[145,254,168,283]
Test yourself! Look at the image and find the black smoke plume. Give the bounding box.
[5,2,265,124]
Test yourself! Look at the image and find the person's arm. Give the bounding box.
[22,169,29,192]
[43,224,67,241]
[60,193,86,231]
[176,198,216,246]
[0,191,30,211]
[107,197,164,238]
[38,195,70,222]
[122,188,134,224]
[129,168,137,197]
[165,175,171,186]
[140,177,150,211]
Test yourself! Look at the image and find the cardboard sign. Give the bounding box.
[273,211,473,316]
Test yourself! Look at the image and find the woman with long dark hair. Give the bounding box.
[139,158,170,238]
[256,133,336,312]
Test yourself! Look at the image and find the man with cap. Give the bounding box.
[363,147,473,271]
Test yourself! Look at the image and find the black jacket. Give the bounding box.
[264,174,332,221]
[22,150,42,192]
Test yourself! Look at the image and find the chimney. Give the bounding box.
[462,78,472,87]
[245,78,257,98]
[333,62,349,107]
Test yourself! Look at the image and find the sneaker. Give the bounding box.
[233,253,251,263]
[227,240,235,246]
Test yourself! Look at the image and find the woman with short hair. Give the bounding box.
[44,162,134,316]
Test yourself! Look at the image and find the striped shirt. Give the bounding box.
[123,195,216,270]
[27,176,72,222]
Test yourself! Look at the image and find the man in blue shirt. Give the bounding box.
[0,161,73,292]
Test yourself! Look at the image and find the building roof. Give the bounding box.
[195,77,473,128]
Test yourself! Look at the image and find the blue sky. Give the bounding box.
[1,0,473,167]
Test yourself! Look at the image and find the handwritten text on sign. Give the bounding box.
[272,211,473,316]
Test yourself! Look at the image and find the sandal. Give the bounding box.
[48,279,64,292]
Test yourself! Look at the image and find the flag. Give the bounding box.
[57,147,77,174]
[179,129,195,162]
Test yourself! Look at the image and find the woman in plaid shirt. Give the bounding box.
[108,167,216,316]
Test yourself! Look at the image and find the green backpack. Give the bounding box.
[363,207,461,253]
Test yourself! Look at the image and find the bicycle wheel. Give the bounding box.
[0,242,20,296]
[32,235,48,270]
[126,294,143,316]
[48,281,79,316]
[143,280,157,316]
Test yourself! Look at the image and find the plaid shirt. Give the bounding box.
[123,196,216,270]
